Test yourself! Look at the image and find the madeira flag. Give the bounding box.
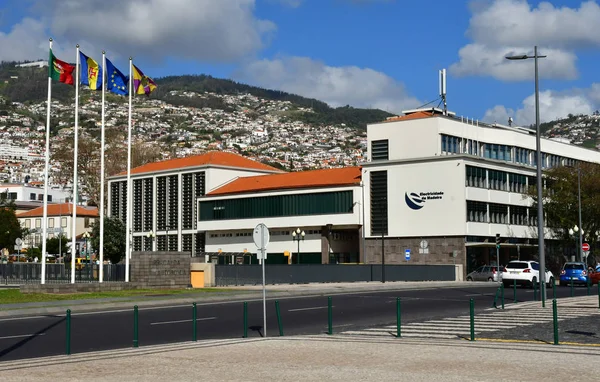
[79,51,102,90]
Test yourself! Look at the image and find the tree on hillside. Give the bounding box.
[90,216,125,264]
[0,199,28,252]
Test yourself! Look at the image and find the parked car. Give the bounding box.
[466,265,506,282]
[502,260,554,288]
[559,262,588,286]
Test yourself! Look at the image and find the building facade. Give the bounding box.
[106,151,283,257]
[363,108,600,273]
[1,184,71,214]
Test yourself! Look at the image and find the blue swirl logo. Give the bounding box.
[405,192,425,210]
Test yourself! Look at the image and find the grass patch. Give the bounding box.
[0,287,241,305]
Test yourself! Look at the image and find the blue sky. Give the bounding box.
[1,0,599,126]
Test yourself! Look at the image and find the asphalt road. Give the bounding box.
[0,283,593,361]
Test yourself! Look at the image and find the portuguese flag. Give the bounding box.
[49,49,74,85]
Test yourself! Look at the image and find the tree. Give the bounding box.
[90,216,125,264]
[0,199,28,252]
[46,235,68,256]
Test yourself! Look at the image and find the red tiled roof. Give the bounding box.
[16,203,98,218]
[383,111,435,123]
[208,167,361,196]
[114,151,282,177]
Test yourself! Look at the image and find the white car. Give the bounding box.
[501,260,554,288]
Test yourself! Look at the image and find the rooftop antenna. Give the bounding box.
[439,68,447,115]
[508,117,513,127]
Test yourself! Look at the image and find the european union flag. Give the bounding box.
[105,57,128,96]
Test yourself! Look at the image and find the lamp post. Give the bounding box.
[165,226,170,252]
[146,230,156,251]
[506,46,547,307]
[292,228,305,264]
[569,226,583,262]
[82,231,91,281]
[576,166,583,263]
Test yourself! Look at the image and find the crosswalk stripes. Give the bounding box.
[341,296,600,339]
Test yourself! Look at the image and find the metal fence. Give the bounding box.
[0,263,127,284]
[215,264,456,286]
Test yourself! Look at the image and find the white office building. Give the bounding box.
[362,108,600,273]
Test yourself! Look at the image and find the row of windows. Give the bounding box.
[442,134,579,169]
[466,165,532,194]
[199,191,354,221]
[209,229,324,239]
[467,201,539,226]
[23,217,91,229]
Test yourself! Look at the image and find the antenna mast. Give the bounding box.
[439,68,447,115]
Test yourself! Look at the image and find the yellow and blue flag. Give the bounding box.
[105,58,128,96]
[79,51,102,90]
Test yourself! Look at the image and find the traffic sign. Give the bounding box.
[405,249,411,261]
[253,223,270,250]
[582,243,590,252]
[15,238,22,246]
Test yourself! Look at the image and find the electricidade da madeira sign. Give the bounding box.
[405,191,444,210]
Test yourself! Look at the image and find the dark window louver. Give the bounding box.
[371,139,389,161]
[370,171,388,235]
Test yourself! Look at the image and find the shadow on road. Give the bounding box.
[0,317,65,359]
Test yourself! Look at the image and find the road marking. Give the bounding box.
[0,333,46,340]
[150,317,216,326]
[288,306,331,312]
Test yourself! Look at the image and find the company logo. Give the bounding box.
[405,192,425,210]
[405,191,444,210]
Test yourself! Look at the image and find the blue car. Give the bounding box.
[559,262,588,286]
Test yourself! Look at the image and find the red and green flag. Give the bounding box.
[49,49,74,85]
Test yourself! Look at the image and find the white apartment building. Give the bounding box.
[1,184,71,213]
[17,203,98,250]
[0,144,28,162]
[363,108,600,273]
[107,151,283,256]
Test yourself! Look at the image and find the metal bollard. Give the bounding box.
[275,300,283,337]
[469,299,475,341]
[501,283,505,309]
[66,309,71,355]
[192,302,197,342]
[552,279,556,300]
[552,299,559,345]
[597,283,600,309]
[396,297,401,338]
[133,305,139,348]
[243,302,248,338]
[513,279,517,303]
[327,296,333,335]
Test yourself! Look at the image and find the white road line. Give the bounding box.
[288,306,330,312]
[150,317,216,326]
[0,333,46,340]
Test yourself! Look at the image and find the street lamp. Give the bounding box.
[82,231,91,281]
[569,226,584,262]
[506,46,547,306]
[292,228,305,264]
[165,226,170,252]
[146,230,156,251]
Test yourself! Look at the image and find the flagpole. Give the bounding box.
[41,38,53,285]
[125,57,133,282]
[99,51,106,283]
[70,44,80,284]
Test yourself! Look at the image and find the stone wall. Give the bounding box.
[131,251,191,288]
[366,236,466,270]
[20,282,153,294]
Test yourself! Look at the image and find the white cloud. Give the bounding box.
[451,0,600,81]
[234,56,420,112]
[0,0,275,63]
[483,86,599,126]
[0,18,48,62]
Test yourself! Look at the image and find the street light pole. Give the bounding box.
[577,166,583,263]
[506,46,547,307]
[292,228,305,264]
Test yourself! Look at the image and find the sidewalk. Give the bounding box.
[0,281,474,318]
[0,335,596,381]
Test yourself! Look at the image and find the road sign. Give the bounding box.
[253,223,270,250]
[583,250,590,258]
[582,243,590,252]
[15,238,22,246]
[252,223,269,337]
[405,249,411,261]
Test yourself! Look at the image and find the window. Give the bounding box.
[528,207,538,226]
[48,218,54,228]
[0,192,17,200]
[37,194,43,201]
[441,134,460,154]
[466,166,486,188]
[199,191,354,221]
[489,203,508,224]
[25,219,31,229]
[467,201,487,223]
[510,206,527,225]
[61,217,67,228]
[29,193,36,200]
[371,140,389,161]
[84,217,91,228]
[47,195,52,202]
[488,169,507,191]
[370,171,388,235]
[509,173,527,193]
[35,218,41,228]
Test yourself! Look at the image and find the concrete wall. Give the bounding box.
[131,251,190,288]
